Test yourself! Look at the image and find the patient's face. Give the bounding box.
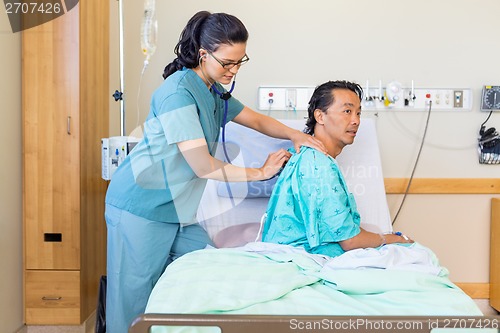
[321,89,361,148]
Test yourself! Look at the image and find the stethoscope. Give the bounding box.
[210,79,238,204]
[213,80,284,181]
[211,80,236,164]
[205,62,283,181]
[199,54,236,164]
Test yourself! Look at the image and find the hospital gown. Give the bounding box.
[262,147,361,258]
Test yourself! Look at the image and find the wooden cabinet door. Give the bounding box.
[23,8,80,270]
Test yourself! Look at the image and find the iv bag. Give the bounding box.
[141,0,157,61]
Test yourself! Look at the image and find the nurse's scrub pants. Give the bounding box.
[105,204,214,333]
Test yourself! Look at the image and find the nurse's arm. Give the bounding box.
[233,107,327,154]
[177,138,290,182]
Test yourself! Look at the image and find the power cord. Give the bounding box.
[479,109,494,135]
[392,100,432,225]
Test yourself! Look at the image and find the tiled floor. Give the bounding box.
[19,312,95,333]
[476,299,499,316]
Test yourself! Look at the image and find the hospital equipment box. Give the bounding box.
[101,136,140,180]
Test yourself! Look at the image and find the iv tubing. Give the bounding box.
[136,69,145,129]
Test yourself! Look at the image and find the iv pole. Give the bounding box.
[112,0,126,136]
[113,0,156,136]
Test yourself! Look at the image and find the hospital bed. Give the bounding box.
[129,119,485,333]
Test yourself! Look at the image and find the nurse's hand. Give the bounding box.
[260,149,291,180]
[289,130,327,154]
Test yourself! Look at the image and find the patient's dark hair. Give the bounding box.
[162,11,249,79]
[304,80,363,135]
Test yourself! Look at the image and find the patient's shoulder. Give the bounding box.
[292,147,336,172]
[296,146,331,162]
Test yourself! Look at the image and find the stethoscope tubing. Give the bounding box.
[212,79,283,183]
[212,80,236,164]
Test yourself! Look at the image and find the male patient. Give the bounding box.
[262,80,413,257]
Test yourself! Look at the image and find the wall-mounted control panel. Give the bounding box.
[258,85,473,112]
[362,87,472,111]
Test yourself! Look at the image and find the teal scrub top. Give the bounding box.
[105,68,244,224]
[262,147,361,257]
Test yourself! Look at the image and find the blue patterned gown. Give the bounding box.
[262,147,361,257]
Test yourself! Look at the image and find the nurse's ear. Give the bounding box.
[314,109,325,125]
[199,49,208,60]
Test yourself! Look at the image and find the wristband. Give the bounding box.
[378,233,386,247]
[394,231,409,241]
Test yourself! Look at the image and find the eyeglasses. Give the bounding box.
[208,51,250,69]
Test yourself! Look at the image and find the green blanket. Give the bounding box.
[145,245,482,332]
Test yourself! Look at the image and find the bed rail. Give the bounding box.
[129,314,500,333]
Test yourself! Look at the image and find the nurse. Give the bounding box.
[104,10,326,333]
[262,80,413,257]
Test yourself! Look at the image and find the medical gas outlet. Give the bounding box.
[363,88,472,111]
[258,85,472,112]
[358,81,471,111]
[258,86,315,111]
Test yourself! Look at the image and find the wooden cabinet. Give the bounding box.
[491,198,500,311]
[22,0,109,325]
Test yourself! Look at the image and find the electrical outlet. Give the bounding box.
[453,90,463,108]
[285,88,297,108]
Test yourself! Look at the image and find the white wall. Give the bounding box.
[111,0,500,283]
[0,9,23,333]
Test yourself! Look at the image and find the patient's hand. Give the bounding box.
[388,232,414,244]
[340,228,414,251]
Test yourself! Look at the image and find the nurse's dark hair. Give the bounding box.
[304,80,363,135]
[162,11,249,79]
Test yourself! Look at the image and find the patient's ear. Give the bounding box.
[314,109,324,125]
